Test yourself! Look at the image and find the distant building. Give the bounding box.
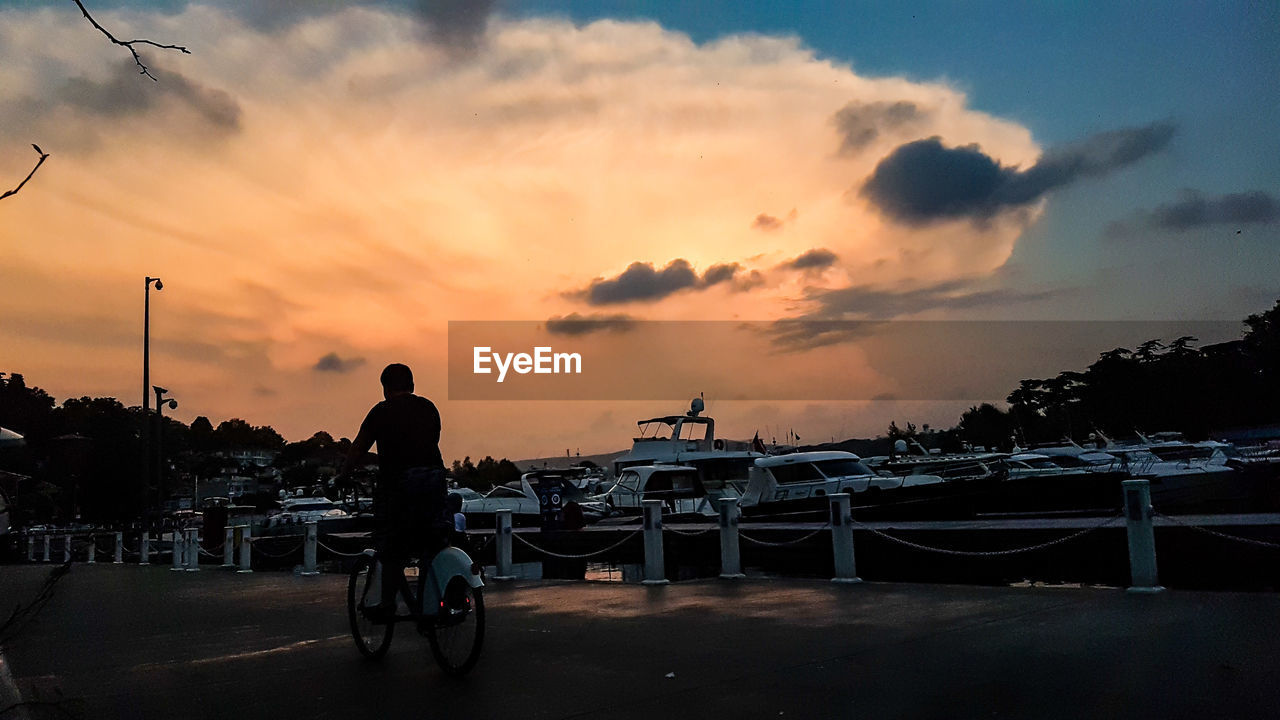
[215,448,279,467]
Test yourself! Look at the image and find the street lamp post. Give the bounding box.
[153,386,177,511]
[143,276,162,518]
[144,277,163,412]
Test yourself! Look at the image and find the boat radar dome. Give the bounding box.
[688,397,705,417]
[893,439,908,454]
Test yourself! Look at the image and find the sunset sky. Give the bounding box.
[2,1,1277,461]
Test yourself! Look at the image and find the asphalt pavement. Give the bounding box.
[0,563,1277,719]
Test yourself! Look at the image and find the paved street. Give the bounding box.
[1,564,1277,719]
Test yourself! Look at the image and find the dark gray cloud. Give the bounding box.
[570,259,745,305]
[223,1,372,31]
[55,59,241,131]
[860,122,1175,225]
[314,352,366,373]
[761,278,1066,349]
[413,0,498,53]
[784,248,838,272]
[545,312,636,336]
[574,259,697,304]
[206,2,497,54]
[751,208,797,231]
[806,279,1060,320]
[1109,189,1279,236]
[736,269,767,291]
[764,319,884,351]
[833,100,923,153]
[701,262,741,286]
[752,213,783,231]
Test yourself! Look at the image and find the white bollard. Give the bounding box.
[139,531,151,565]
[718,497,745,579]
[87,535,96,564]
[1123,479,1164,594]
[301,521,319,576]
[171,530,185,571]
[830,493,862,584]
[26,535,34,562]
[42,534,51,562]
[641,499,668,585]
[237,525,253,573]
[185,528,200,571]
[63,535,71,563]
[114,531,124,564]
[223,526,235,568]
[494,510,515,580]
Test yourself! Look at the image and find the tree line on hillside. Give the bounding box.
[801,301,1280,455]
[0,374,520,527]
[952,300,1280,450]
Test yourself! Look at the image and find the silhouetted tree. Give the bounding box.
[958,404,1015,451]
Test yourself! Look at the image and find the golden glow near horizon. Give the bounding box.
[1,5,1045,459]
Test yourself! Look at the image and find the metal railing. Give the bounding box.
[13,480,1275,591]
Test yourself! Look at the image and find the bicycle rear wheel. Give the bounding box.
[425,576,485,675]
[348,554,394,659]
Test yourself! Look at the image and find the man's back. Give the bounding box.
[358,393,445,477]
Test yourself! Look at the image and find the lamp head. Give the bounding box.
[154,279,163,290]
[166,399,178,410]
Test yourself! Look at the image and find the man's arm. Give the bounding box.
[337,419,376,480]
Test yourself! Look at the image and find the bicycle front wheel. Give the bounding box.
[348,554,394,659]
[425,576,485,675]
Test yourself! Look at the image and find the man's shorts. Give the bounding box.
[377,466,450,557]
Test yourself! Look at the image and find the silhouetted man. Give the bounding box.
[338,363,447,621]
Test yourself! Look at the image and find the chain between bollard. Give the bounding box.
[666,525,717,537]
[512,530,642,559]
[739,523,832,547]
[250,541,305,558]
[316,540,368,557]
[849,513,1124,557]
[1154,511,1280,549]
[198,543,226,558]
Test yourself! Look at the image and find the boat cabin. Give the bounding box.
[740,451,937,506]
[593,464,720,516]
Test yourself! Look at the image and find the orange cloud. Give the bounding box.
[1,5,1046,458]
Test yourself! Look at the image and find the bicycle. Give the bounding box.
[347,542,485,675]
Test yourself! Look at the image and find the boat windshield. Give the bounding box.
[696,457,754,483]
[813,459,874,478]
[636,421,674,440]
[769,462,825,484]
[1148,446,1214,462]
[616,471,642,492]
[288,502,336,512]
[486,486,525,499]
[642,471,700,498]
[679,422,707,441]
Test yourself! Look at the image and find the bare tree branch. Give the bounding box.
[72,0,190,81]
[0,145,51,201]
[4,4,191,202]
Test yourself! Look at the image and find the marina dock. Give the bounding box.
[2,563,1278,719]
